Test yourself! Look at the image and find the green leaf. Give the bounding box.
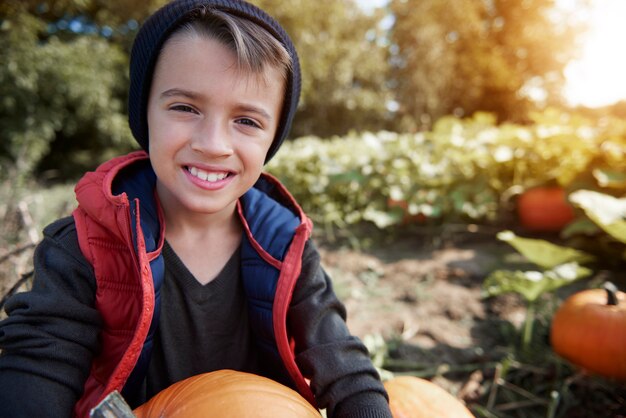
[362,207,404,229]
[496,230,595,269]
[560,218,601,239]
[592,168,626,189]
[569,190,626,244]
[328,170,367,185]
[482,262,592,302]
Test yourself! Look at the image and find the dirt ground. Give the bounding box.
[321,231,518,344]
[316,227,626,417]
[318,230,519,380]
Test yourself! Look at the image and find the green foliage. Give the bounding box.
[268,110,625,235]
[569,190,626,245]
[495,230,595,269]
[267,128,502,232]
[483,263,591,303]
[0,1,137,180]
[483,231,593,306]
[253,0,392,138]
[567,190,626,264]
[430,110,601,196]
[482,230,592,352]
[4,0,166,45]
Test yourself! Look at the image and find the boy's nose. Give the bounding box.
[190,119,234,157]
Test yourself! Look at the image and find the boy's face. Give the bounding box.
[147,33,285,221]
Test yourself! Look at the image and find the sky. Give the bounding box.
[357,0,626,108]
[562,0,626,107]
[356,0,388,11]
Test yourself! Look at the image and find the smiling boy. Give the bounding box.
[0,1,392,417]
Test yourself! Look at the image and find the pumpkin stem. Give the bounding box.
[90,390,136,418]
[603,281,619,306]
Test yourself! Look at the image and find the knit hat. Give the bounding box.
[128,0,301,163]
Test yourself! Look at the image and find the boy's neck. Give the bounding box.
[162,202,243,286]
[163,203,241,243]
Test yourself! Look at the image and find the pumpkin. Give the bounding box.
[517,187,575,232]
[550,282,626,380]
[384,376,474,418]
[133,370,320,418]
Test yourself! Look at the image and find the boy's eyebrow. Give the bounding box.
[160,88,199,100]
[235,105,273,121]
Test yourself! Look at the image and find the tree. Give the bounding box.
[0,0,167,180]
[254,0,393,137]
[389,0,588,129]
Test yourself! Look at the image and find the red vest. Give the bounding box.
[72,152,314,417]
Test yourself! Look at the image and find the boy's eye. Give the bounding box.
[236,118,261,129]
[170,104,197,114]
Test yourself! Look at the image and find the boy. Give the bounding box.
[0,1,393,417]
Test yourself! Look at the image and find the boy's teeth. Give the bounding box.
[188,166,227,182]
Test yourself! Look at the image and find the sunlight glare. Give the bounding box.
[564,0,626,107]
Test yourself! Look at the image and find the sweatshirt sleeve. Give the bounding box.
[289,240,392,418]
[0,216,102,418]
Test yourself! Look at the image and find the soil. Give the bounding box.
[316,227,626,417]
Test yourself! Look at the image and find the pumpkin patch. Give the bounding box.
[550,283,626,381]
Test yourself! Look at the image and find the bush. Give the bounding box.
[268,110,626,233]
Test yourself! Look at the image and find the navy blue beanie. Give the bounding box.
[128,0,301,162]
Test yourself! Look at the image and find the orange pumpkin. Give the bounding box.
[517,187,575,232]
[550,282,626,380]
[384,376,474,418]
[133,370,320,418]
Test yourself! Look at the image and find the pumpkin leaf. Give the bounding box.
[560,218,601,239]
[496,230,595,269]
[482,262,592,302]
[569,190,626,244]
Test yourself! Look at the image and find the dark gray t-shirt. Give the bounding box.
[145,241,259,397]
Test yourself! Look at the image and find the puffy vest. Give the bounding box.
[72,151,314,417]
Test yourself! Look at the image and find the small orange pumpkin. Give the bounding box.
[133,370,320,418]
[517,187,575,232]
[384,376,474,418]
[550,282,626,380]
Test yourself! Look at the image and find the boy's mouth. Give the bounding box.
[185,166,230,182]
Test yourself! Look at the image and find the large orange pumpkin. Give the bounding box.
[133,370,320,418]
[384,376,474,418]
[550,283,626,380]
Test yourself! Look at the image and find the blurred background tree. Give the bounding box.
[0,0,166,181]
[389,0,585,130]
[256,0,393,137]
[0,0,595,182]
